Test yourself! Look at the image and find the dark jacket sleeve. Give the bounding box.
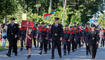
[59,24,63,37]
[96,30,100,42]
[7,24,10,39]
[51,24,54,38]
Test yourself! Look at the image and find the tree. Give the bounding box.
[0,0,18,24]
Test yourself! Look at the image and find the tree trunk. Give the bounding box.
[4,15,7,24]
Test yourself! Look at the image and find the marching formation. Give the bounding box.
[0,17,105,59]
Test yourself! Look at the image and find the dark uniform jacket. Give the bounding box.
[51,23,63,40]
[63,30,70,42]
[32,27,37,38]
[87,30,99,46]
[7,23,19,41]
[39,26,47,39]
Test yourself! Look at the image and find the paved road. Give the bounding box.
[0,47,105,60]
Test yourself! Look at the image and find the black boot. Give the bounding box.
[20,48,23,51]
[60,55,62,58]
[6,54,11,57]
[15,53,17,56]
[51,56,54,59]
[39,51,42,55]
[27,55,31,59]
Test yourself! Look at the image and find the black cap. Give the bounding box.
[10,17,15,21]
[41,22,45,25]
[65,25,68,27]
[70,26,72,28]
[86,23,90,25]
[74,26,77,27]
[55,17,59,21]
[74,22,76,24]
[91,24,96,27]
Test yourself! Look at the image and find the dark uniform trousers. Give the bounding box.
[8,37,17,55]
[71,34,76,52]
[52,38,62,58]
[63,41,71,55]
[32,30,37,48]
[40,38,48,53]
[20,30,26,49]
[89,45,98,58]
[86,44,90,55]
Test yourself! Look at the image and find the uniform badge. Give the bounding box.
[55,33,57,36]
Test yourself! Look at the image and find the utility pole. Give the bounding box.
[62,0,67,26]
[49,0,52,13]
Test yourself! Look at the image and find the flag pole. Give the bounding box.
[25,21,29,46]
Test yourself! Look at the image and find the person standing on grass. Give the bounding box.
[25,27,33,59]
[7,18,19,57]
[1,23,7,48]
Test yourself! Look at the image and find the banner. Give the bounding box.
[21,20,34,30]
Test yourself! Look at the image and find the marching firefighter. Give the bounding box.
[20,26,26,51]
[47,25,52,50]
[84,23,90,56]
[7,18,19,57]
[71,25,77,52]
[39,22,48,55]
[87,24,99,59]
[32,24,37,48]
[63,25,71,55]
[51,18,63,59]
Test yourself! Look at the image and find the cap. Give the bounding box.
[86,23,90,25]
[10,17,15,21]
[55,17,59,21]
[74,22,76,24]
[41,22,45,25]
[70,26,72,28]
[65,25,68,27]
[91,24,96,27]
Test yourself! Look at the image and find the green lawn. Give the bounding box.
[0,40,21,51]
[0,46,5,51]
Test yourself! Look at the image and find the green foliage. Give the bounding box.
[70,10,82,25]
[0,0,103,25]
[0,0,17,16]
[98,14,105,27]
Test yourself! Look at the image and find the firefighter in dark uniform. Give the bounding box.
[39,22,48,55]
[20,26,26,51]
[71,25,77,52]
[51,18,63,59]
[6,18,19,57]
[78,25,82,48]
[47,25,52,50]
[36,23,41,48]
[32,24,37,48]
[84,23,90,56]
[75,25,80,49]
[87,24,99,59]
[63,25,71,55]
